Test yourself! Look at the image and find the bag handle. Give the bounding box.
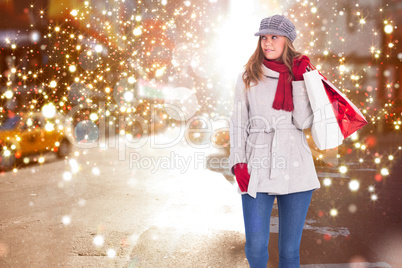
[305,61,328,80]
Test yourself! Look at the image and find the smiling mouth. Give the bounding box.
[265,49,274,52]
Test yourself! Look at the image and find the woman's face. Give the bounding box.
[260,34,287,61]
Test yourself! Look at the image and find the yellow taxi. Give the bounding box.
[0,112,71,170]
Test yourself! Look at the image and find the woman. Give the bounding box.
[228,14,321,267]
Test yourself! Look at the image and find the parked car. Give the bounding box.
[205,120,234,183]
[0,112,71,170]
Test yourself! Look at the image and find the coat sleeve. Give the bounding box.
[292,80,314,130]
[228,73,250,175]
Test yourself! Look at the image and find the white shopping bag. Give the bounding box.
[303,69,344,150]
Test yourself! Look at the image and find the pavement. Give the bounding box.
[0,126,401,267]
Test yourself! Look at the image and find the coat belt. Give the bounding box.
[246,123,297,181]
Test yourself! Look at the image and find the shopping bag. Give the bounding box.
[302,65,368,150]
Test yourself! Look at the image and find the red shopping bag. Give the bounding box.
[303,63,368,149]
[321,77,368,139]
[309,64,368,139]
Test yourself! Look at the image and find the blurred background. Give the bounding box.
[0,0,401,167]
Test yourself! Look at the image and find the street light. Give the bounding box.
[384,24,393,34]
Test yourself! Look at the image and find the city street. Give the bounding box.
[1,127,401,267]
[0,0,401,267]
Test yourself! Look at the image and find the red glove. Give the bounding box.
[292,56,311,81]
[234,163,250,192]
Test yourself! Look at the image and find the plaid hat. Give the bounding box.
[254,15,297,42]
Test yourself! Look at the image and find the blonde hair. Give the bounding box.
[242,36,304,91]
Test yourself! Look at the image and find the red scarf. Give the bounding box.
[262,55,311,112]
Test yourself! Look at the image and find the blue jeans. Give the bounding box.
[241,190,313,268]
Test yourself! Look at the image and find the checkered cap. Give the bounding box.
[254,14,297,42]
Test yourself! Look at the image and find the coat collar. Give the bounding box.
[261,63,280,78]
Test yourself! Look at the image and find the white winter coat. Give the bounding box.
[228,63,321,198]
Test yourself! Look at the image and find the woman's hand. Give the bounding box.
[234,163,250,192]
